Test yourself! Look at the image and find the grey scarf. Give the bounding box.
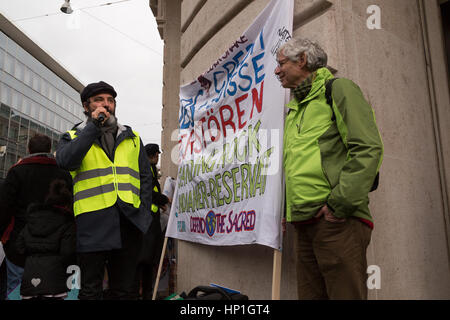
[99,115,118,159]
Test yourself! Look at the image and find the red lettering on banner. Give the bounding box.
[207,115,221,142]
[219,105,236,137]
[250,80,264,119]
[235,93,248,130]
[226,210,256,233]
[179,80,265,161]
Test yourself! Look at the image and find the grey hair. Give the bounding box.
[277,38,328,71]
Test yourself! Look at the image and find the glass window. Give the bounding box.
[14,60,24,81]
[0,108,9,141]
[32,73,41,92]
[45,127,53,137]
[4,53,14,75]
[55,116,61,132]
[30,101,35,119]
[49,85,56,102]
[69,101,74,114]
[40,80,48,97]
[5,152,17,172]
[11,89,18,109]
[38,124,46,135]
[16,93,23,113]
[48,111,55,128]
[29,121,39,139]
[52,131,60,152]
[0,103,10,118]
[18,117,29,156]
[23,67,32,87]
[39,106,46,123]
[52,131,60,141]
[11,90,23,113]
[8,115,19,143]
[59,118,65,132]
[51,140,57,154]
[62,96,67,110]
[0,49,5,70]
[0,155,5,180]
[56,91,62,106]
[20,94,26,113]
[32,102,39,119]
[23,97,31,115]
[0,83,11,106]
[0,83,7,105]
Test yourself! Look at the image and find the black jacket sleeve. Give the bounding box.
[153,192,169,207]
[137,138,153,212]
[56,121,102,171]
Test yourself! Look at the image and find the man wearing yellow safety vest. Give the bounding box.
[56,81,154,300]
[134,143,169,300]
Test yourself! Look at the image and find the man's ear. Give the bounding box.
[297,53,307,69]
[82,101,89,113]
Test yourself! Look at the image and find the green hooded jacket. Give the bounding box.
[283,67,383,223]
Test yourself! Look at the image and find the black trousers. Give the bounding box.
[77,214,143,300]
[134,214,163,300]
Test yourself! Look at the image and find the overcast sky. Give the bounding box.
[0,0,164,145]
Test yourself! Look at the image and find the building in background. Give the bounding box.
[151,0,450,299]
[0,13,84,180]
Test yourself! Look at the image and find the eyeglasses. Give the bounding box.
[276,58,289,68]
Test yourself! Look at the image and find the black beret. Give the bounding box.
[80,81,117,103]
[144,143,161,156]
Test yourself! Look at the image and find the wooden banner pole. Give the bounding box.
[152,236,169,300]
[271,249,282,300]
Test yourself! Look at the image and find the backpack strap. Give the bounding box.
[325,77,339,120]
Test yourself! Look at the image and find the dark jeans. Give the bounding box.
[77,215,143,300]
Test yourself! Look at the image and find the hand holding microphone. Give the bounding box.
[97,112,106,123]
[92,107,110,126]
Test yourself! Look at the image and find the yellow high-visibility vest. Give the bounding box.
[150,165,159,213]
[68,130,141,217]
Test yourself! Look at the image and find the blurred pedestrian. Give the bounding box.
[17,179,76,300]
[0,134,72,299]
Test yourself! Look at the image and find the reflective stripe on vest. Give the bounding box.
[68,130,141,216]
[150,165,159,213]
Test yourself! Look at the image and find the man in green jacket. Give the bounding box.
[275,38,383,299]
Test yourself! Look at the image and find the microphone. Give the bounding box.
[97,113,106,122]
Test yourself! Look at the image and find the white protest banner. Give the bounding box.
[165,0,293,250]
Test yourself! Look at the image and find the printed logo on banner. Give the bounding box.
[205,211,216,237]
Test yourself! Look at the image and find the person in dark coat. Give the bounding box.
[56,81,153,300]
[134,143,169,300]
[17,179,76,300]
[0,134,72,298]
